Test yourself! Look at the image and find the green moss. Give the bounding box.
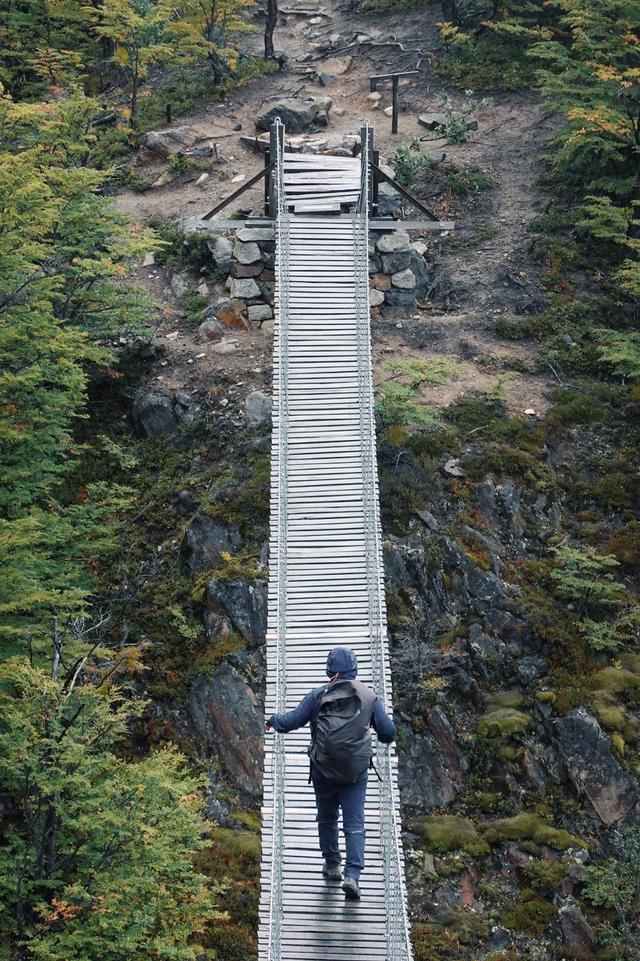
[594,701,627,731]
[498,744,523,762]
[592,471,638,510]
[523,858,565,896]
[549,389,608,426]
[413,908,490,957]
[619,653,640,675]
[210,550,261,582]
[457,531,493,571]
[605,524,640,568]
[413,815,490,858]
[611,732,625,755]
[503,896,556,935]
[589,667,640,696]
[535,690,557,703]
[230,810,261,832]
[478,708,531,737]
[481,813,587,851]
[214,826,260,858]
[412,924,463,961]
[487,690,525,710]
[465,443,543,483]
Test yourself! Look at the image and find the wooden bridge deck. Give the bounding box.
[260,126,413,961]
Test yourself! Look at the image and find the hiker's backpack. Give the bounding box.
[309,678,377,784]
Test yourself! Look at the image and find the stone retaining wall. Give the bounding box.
[200,225,429,338]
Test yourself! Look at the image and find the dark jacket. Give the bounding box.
[268,685,396,744]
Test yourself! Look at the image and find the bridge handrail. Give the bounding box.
[354,122,414,961]
[267,117,288,961]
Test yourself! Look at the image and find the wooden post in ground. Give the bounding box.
[368,70,418,136]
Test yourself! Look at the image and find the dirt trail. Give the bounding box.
[117,0,557,419]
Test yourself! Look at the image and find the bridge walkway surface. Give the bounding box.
[259,121,413,961]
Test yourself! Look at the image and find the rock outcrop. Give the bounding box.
[206,577,268,646]
[182,514,242,575]
[187,664,263,798]
[553,710,640,825]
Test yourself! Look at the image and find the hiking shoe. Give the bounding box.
[342,876,360,899]
[322,861,342,880]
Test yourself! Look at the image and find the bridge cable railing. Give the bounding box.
[354,121,414,961]
[267,117,288,961]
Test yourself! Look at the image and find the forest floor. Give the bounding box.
[115,0,560,421]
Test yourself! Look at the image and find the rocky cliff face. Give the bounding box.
[111,249,640,960]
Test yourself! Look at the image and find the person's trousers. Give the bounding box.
[311,767,368,880]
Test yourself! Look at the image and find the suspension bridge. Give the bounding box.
[259,120,413,961]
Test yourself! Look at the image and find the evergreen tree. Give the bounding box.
[530,0,640,294]
[166,0,256,85]
[0,660,222,960]
[0,90,154,659]
[89,0,174,124]
[0,0,93,97]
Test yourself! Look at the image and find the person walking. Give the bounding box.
[265,646,396,900]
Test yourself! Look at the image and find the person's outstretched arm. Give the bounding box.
[266,689,322,733]
[372,699,396,744]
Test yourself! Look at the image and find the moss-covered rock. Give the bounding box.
[589,667,640,696]
[503,895,557,936]
[478,707,531,737]
[523,857,566,896]
[413,814,490,857]
[481,813,587,851]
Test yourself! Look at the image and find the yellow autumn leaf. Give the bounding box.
[115,45,129,65]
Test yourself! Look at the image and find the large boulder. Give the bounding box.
[138,126,198,163]
[256,97,332,133]
[245,390,272,428]
[553,710,640,825]
[182,514,242,575]
[398,708,467,809]
[206,577,267,646]
[131,391,178,437]
[558,901,597,960]
[187,664,263,797]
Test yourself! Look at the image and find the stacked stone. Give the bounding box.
[369,229,431,318]
[200,228,275,339]
[199,225,432,342]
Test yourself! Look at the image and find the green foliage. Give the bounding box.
[582,829,640,961]
[549,545,639,652]
[530,0,640,295]
[0,659,222,960]
[437,1,550,90]
[90,0,175,125]
[0,0,95,97]
[392,139,433,187]
[594,330,640,381]
[0,91,155,660]
[441,93,493,145]
[388,357,458,389]
[376,381,442,430]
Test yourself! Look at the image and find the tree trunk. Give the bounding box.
[264,0,278,59]
[207,50,237,85]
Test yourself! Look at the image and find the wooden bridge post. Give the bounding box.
[268,121,285,217]
[361,124,375,217]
